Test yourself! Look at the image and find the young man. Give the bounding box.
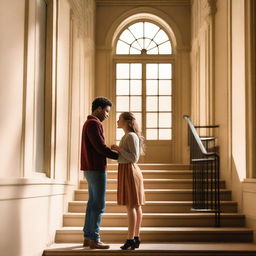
[81,97,118,249]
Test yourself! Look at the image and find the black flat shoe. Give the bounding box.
[120,239,136,250]
[134,236,141,248]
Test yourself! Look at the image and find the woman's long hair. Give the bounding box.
[121,112,145,155]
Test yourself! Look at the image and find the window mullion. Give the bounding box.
[142,62,146,138]
[157,64,159,139]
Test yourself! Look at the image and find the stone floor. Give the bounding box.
[43,242,256,256]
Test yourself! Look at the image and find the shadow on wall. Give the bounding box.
[231,157,243,213]
[0,188,22,256]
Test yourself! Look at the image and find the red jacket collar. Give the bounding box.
[87,115,101,122]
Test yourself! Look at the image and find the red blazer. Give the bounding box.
[80,115,118,171]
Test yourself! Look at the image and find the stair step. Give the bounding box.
[74,189,231,201]
[44,243,256,256]
[68,201,237,213]
[55,227,253,243]
[107,170,193,179]
[80,179,226,189]
[63,213,245,227]
[107,163,190,170]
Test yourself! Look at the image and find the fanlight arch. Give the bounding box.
[116,21,172,55]
[109,11,180,54]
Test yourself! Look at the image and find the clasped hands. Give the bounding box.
[111,144,121,152]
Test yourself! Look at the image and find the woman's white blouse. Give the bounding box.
[118,132,140,163]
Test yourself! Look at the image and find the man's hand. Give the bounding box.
[111,144,121,152]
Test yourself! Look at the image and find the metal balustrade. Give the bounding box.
[183,115,220,227]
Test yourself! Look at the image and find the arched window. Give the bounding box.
[116,21,172,54]
[115,21,173,142]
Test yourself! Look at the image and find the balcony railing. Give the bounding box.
[183,115,220,227]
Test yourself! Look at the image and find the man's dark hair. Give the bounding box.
[92,97,112,112]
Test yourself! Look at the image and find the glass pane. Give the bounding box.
[159,64,172,79]
[146,40,157,51]
[119,29,134,44]
[130,80,142,95]
[131,41,142,50]
[147,47,159,54]
[154,29,169,44]
[146,64,158,79]
[145,22,159,39]
[137,38,144,49]
[133,112,142,129]
[116,40,129,54]
[159,41,172,54]
[159,96,172,111]
[116,80,129,95]
[146,129,158,140]
[146,80,158,95]
[116,112,122,123]
[147,96,158,111]
[116,96,129,111]
[116,128,125,140]
[159,129,172,140]
[130,47,141,54]
[116,64,129,79]
[146,113,158,128]
[130,96,141,111]
[159,113,172,128]
[144,38,152,50]
[159,80,172,95]
[129,22,143,39]
[130,64,142,79]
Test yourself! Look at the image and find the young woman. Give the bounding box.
[111,112,145,250]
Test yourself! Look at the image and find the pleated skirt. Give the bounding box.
[117,163,145,207]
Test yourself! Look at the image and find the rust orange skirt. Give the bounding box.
[117,163,145,207]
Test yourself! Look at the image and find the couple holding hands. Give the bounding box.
[80,97,145,250]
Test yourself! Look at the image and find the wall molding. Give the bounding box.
[245,0,256,178]
[190,0,215,126]
[201,0,217,18]
[0,178,76,201]
[104,8,184,50]
[68,0,95,38]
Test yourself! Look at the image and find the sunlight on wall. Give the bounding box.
[231,0,246,181]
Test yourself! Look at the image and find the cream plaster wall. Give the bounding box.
[95,0,191,164]
[54,0,72,181]
[231,0,246,181]
[0,0,25,178]
[0,0,95,255]
[192,0,256,240]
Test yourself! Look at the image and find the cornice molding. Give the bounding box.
[96,0,191,6]
[68,0,83,18]
[67,0,95,39]
[201,0,217,18]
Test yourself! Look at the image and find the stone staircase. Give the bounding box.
[43,163,256,256]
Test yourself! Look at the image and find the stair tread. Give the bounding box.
[107,164,191,170]
[64,212,244,217]
[70,200,237,204]
[76,188,231,192]
[108,170,193,173]
[108,163,189,166]
[80,178,225,183]
[44,242,256,253]
[57,226,253,232]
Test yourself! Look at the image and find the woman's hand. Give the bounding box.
[111,144,121,152]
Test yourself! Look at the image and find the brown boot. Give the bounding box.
[89,240,110,249]
[83,238,90,247]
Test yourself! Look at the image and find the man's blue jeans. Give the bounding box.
[83,171,106,242]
